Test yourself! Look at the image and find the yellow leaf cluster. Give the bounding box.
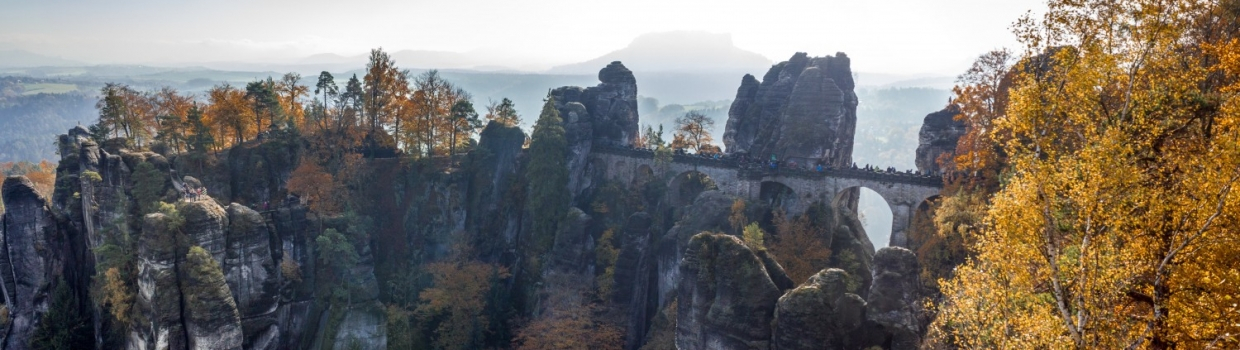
[931,0,1240,348]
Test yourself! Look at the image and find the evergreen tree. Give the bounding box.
[186,105,213,153]
[30,279,92,350]
[525,96,569,256]
[245,78,282,132]
[342,75,364,116]
[314,71,338,130]
[485,98,521,127]
[448,99,480,156]
[131,161,165,215]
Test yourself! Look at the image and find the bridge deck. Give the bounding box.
[591,144,943,188]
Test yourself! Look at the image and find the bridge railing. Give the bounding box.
[591,142,944,187]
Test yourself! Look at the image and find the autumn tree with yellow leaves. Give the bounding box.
[930,0,1240,348]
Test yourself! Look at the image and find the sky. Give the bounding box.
[0,0,1046,75]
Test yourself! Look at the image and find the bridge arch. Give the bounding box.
[632,164,654,187]
[832,186,896,249]
[905,195,941,247]
[669,171,718,207]
[759,181,798,213]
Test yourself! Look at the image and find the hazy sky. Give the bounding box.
[1,0,1045,75]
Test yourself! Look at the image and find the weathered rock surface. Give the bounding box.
[224,204,280,350]
[181,200,229,265]
[615,212,658,348]
[676,232,790,350]
[866,247,923,349]
[657,191,736,306]
[772,269,866,350]
[183,246,244,350]
[724,52,858,167]
[132,212,189,350]
[550,207,593,273]
[551,61,640,202]
[330,303,388,350]
[914,105,965,174]
[0,176,61,350]
[466,121,527,254]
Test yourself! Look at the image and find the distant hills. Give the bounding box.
[0,50,84,68]
[548,31,773,74]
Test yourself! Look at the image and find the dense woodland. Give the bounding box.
[4,0,1240,349]
[920,0,1240,348]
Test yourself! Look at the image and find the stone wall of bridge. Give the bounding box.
[591,146,942,247]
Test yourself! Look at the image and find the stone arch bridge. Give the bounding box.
[591,144,943,248]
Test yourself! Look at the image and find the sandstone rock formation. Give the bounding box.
[724,52,858,167]
[772,268,866,350]
[657,191,737,306]
[676,232,791,350]
[224,204,280,350]
[0,176,61,350]
[133,212,191,350]
[45,128,332,350]
[551,61,640,201]
[131,201,246,350]
[182,245,245,350]
[865,247,923,349]
[914,105,965,174]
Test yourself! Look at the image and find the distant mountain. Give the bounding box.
[298,53,362,65]
[296,50,516,71]
[548,31,773,74]
[855,72,955,89]
[0,50,84,68]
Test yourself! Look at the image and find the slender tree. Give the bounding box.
[484,98,521,127]
[314,71,338,131]
[673,111,715,154]
[525,96,569,256]
[448,99,481,156]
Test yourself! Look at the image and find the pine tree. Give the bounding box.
[131,161,165,215]
[30,279,92,350]
[525,96,569,257]
[448,99,480,156]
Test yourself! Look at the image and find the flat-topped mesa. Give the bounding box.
[723,52,858,168]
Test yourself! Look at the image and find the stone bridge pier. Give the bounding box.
[591,148,942,248]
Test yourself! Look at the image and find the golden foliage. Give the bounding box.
[768,211,831,284]
[595,229,620,301]
[742,223,766,251]
[728,199,747,234]
[100,267,135,325]
[205,83,254,146]
[417,246,509,350]
[285,159,339,215]
[280,258,302,284]
[931,0,1240,348]
[513,276,623,350]
[673,111,715,154]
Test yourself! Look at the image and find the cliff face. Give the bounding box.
[0,177,63,350]
[914,105,966,174]
[676,233,790,350]
[724,52,858,167]
[0,127,342,350]
[551,61,640,202]
[675,242,925,350]
[0,58,936,350]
